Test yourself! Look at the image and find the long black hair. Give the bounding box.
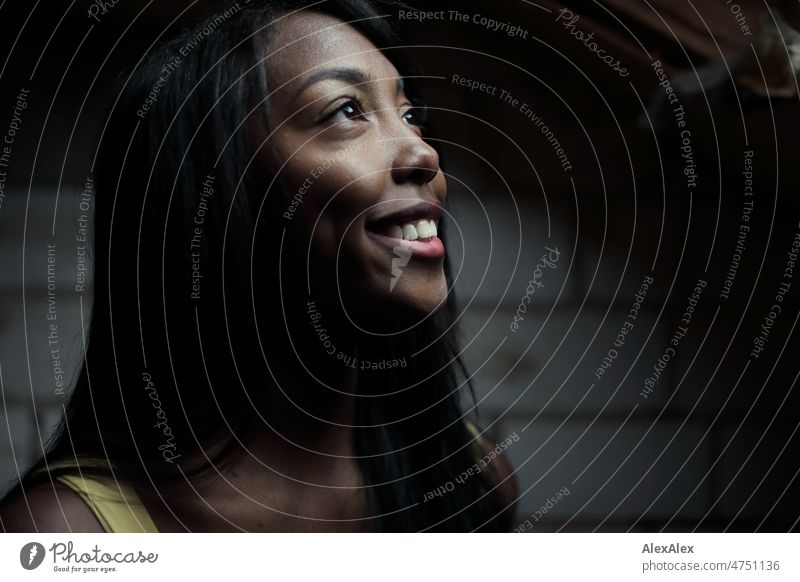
[11,0,511,532]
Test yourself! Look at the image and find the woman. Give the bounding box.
[0,0,516,532]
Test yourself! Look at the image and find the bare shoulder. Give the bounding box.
[0,481,105,533]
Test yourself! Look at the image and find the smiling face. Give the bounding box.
[258,11,448,330]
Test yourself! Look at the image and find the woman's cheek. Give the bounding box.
[277,144,387,249]
[313,156,385,214]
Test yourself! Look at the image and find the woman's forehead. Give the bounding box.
[265,11,398,89]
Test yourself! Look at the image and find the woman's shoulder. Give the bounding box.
[0,480,105,532]
[0,457,157,533]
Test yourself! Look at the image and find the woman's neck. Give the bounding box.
[149,295,366,527]
[259,290,361,449]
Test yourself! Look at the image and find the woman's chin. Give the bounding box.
[346,275,448,331]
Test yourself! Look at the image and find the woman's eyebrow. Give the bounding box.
[290,66,373,104]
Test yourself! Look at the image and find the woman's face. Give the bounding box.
[260,11,448,329]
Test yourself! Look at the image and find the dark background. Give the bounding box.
[1,0,799,531]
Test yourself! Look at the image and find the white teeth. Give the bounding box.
[382,218,439,241]
[417,219,432,239]
[402,223,418,241]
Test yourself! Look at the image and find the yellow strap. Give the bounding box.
[464,418,489,461]
[464,418,481,440]
[55,473,158,533]
[30,460,158,533]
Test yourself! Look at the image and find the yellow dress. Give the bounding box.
[34,461,158,533]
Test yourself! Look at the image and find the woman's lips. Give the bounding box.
[366,231,445,258]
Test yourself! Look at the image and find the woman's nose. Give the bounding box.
[390,132,440,186]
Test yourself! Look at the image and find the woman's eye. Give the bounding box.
[325,100,366,124]
[401,106,427,130]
